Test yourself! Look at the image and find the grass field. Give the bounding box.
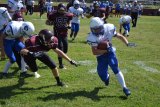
[0,13,160,107]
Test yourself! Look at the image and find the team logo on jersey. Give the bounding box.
[24,25,28,31]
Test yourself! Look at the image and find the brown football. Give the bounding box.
[97,41,108,50]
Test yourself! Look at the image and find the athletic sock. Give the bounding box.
[116,71,127,88]
[55,76,60,83]
[58,57,63,66]
[3,61,12,73]
[21,56,27,73]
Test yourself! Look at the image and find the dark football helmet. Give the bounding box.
[57,3,66,14]
[93,2,100,9]
[38,29,54,46]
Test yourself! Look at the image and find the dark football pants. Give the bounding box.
[23,52,56,72]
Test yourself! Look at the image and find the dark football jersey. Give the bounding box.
[25,35,58,52]
[47,11,73,37]
[91,8,106,18]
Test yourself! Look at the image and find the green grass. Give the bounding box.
[0,13,160,107]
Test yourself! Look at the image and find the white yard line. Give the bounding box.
[133,61,159,73]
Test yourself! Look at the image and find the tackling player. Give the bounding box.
[46,3,73,69]
[68,0,84,41]
[86,17,132,96]
[0,7,12,60]
[20,29,77,87]
[1,21,35,78]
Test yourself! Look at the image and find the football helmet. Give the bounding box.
[90,17,104,35]
[21,22,35,36]
[93,2,100,9]
[57,3,66,14]
[73,0,80,9]
[38,29,54,46]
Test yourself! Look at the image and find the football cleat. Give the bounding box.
[35,73,41,79]
[57,82,68,87]
[123,87,131,96]
[59,65,67,69]
[105,74,110,86]
[20,72,33,78]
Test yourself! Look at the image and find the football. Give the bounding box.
[97,41,109,50]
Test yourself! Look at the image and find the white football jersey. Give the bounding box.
[0,7,12,30]
[4,21,24,39]
[87,23,116,47]
[68,6,84,24]
[8,0,24,17]
[46,2,53,12]
[119,15,131,24]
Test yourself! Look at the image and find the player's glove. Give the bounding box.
[70,60,78,67]
[127,42,137,47]
[106,46,113,53]
[106,43,113,53]
[66,26,71,29]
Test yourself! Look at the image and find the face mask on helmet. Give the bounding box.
[57,3,66,14]
[91,25,104,35]
[74,4,80,9]
[90,17,104,36]
[73,0,80,9]
[38,29,54,46]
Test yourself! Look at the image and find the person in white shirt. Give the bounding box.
[138,3,143,17]
[7,0,26,17]
[0,7,12,60]
[87,17,132,97]
[46,0,53,13]
[1,21,39,78]
[68,0,84,41]
[119,15,132,37]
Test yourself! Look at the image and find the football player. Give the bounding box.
[38,0,46,18]
[119,15,132,37]
[68,0,84,41]
[86,2,106,23]
[1,21,35,78]
[7,0,26,18]
[46,3,73,69]
[20,29,77,87]
[0,7,12,60]
[87,17,132,96]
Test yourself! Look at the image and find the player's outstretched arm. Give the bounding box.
[116,33,136,47]
[53,48,78,66]
[116,33,129,46]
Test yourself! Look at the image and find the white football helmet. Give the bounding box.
[90,17,104,35]
[73,0,80,9]
[21,21,35,37]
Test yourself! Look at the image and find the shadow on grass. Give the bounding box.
[0,77,27,100]
[38,87,126,101]
[68,39,87,44]
[0,68,19,79]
